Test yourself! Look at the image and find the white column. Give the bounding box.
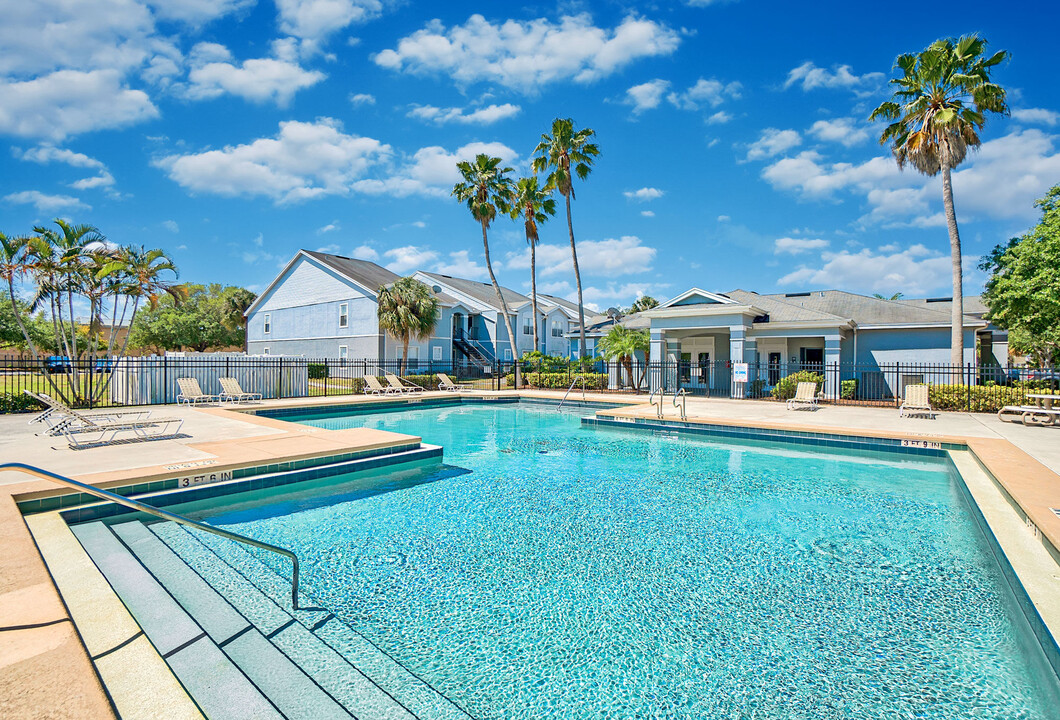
[729,326,747,398]
[824,333,842,400]
[650,331,665,392]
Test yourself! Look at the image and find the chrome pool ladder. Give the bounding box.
[1,462,303,609]
[557,375,586,411]
[673,388,688,420]
[649,387,664,418]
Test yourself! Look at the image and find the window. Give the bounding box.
[523,316,532,335]
[504,348,512,361]
[338,345,348,360]
[263,313,271,334]
[407,346,419,371]
[433,345,442,361]
[551,320,563,338]
[262,347,270,355]
[338,303,348,328]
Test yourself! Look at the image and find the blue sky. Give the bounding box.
[3,0,1059,310]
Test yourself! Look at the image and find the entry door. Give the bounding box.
[768,352,782,385]
[696,352,712,390]
[800,347,824,371]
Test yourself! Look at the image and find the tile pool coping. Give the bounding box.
[5,392,1060,718]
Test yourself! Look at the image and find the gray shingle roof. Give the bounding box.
[418,271,528,311]
[303,250,400,295]
[896,295,987,318]
[727,289,983,326]
[537,293,582,315]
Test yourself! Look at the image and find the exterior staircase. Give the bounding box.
[452,329,494,366]
[71,519,475,720]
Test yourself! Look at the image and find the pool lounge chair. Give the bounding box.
[364,375,398,395]
[176,377,219,405]
[218,377,262,404]
[58,412,184,449]
[385,373,425,394]
[786,381,822,411]
[437,373,472,393]
[899,384,935,418]
[25,390,153,435]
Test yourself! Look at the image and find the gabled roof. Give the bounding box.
[659,288,739,308]
[732,289,985,327]
[895,295,988,319]
[302,250,401,295]
[417,271,527,313]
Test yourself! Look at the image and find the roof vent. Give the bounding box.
[925,297,952,303]
[784,292,811,298]
[753,314,769,323]
[432,285,442,293]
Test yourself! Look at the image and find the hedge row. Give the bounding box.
[0,392,45,414]
[505,371,609,390]
[927,384,1058,412]
[770,371,824,401]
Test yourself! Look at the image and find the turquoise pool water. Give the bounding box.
[202,403,1060,719]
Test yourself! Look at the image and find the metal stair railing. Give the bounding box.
[2,462,302,609]
[557,375,586,411]
[673,388,688,420]
[649,387,664,419]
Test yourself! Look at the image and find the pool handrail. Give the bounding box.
[673,388,688,420]
[1,462,302,609]
[557,375,586,411]
[649,387,664,418]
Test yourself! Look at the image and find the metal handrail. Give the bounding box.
[673,388,688,420]
[557,375,586,411]
[649,387,664,418]
[2,462,301,609]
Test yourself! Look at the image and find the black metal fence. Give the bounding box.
[1,354,1055,413]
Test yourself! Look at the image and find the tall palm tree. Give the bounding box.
[377,276,440,375]
[598,324,650,392]
[452,154,520,378]
[532,118,599,358]
[870,35,1009,368]
[223,287,258,352]
[628,295,659,314]
[509,176,556,355]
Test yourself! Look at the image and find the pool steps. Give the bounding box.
[72,519,474,720]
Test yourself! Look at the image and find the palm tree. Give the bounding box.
[628,295,660,314]
[452,154,521,380]
[532,118,599,358]
[870,35,1009,368]
[598,324,650,392]
[223,287,258,352]
[377,276,440,375]
[509,176,556,355]
[873,292,905,301]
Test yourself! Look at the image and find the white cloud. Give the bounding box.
[581,282,670,311]
[373,14,680,91]
[773,237,828,255]
[668,77,742,110]
[507,236,656,278]
[17,145,105,169]
[350,92,376,105]
[316,222,339,235]
[1011,107,1060,127]
[746,128,801,161]
[624,187,663,202]
[784,61,884,94]
[707,111,731,125]
[383,245,437,273]
[641,210,655,217]
[352,141,518,198]
[276,0,387,43]
[808,118,869,147]
[241,232,284,265]
[352,244,378,261]
[717,214,730,222]
[70,171,116,190]
[0,69,158,141]
[157,118,391,203]
[162,220,179,233]
[777,244,955,296]
[4,190,89,212]
[407,103,520,125]
[625,79,669,114]
[147,0,255,25]
[184,42,325,105]
[434,250,486,279]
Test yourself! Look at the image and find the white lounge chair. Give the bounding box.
[385,373,425,394]
[176,377,219,405]
[218,377,262,404]
[899,384,934,418]
[786,381,822,411]
[364,376,398,395]
[437,373,471,393]
[59,412,184,449]
[25,391,153,436]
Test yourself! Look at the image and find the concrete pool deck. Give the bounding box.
[2,390,1060,718]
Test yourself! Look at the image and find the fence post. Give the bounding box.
[278,357,284,398]
[163,355,169,405]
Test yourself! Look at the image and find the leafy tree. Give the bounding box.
[0,297,52,355]
[222,287,258,351]
[873,292,905,300]
[532,118,599,358]
[598,324,650,391]
[377,276,440,375]
[509,176,555,354]
[870,35,1009,367]
[627,295,659,314]
[452,154,521,381]
[980,184,1060,366]
[130,284,246,353]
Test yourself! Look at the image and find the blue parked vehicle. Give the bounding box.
[43,356,72,373]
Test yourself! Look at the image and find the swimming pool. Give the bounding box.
[197,402,1060,718]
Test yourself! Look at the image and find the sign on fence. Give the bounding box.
[732,363,749,384]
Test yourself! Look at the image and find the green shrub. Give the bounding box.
[770,371,825,401]
[748,379,768,398]
[520,351,571,373]
[307,363,329,379]
[504,371,609,390]
[927,384,1059,412]
[401,374,440,391]
[840,379,858,400]
[0,391,45,414]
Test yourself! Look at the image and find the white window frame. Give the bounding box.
[338,303,348,329]
[503,348,512,361]
[262,347,270,355]
[338,345,348,360]
[263,313,271,334]
[523,316,532,335]
[433,345,442,361]
[551,320,562,338]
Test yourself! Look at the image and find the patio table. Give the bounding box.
[1024,393,1060,425]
